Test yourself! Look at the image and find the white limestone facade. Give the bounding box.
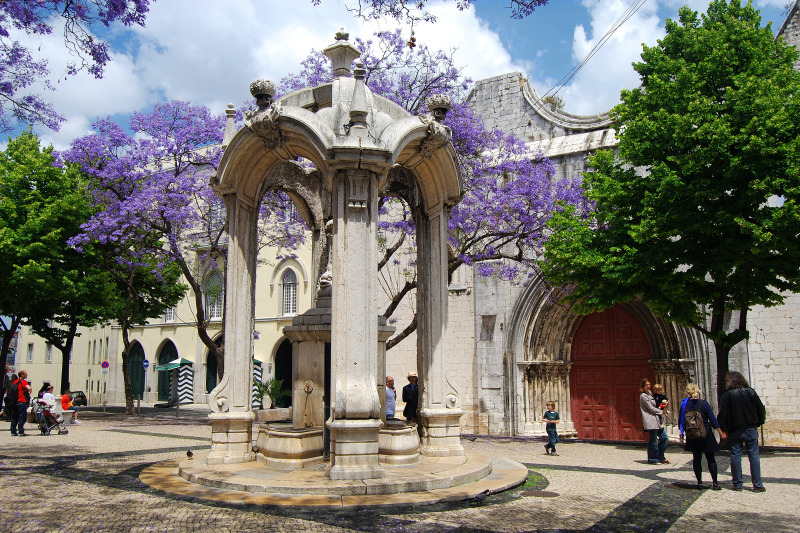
[14,241,314,407]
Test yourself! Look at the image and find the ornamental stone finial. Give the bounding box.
[323,30,361,78]
[245,80,282,151]
[250,79,276,109]
[427,94,452,122]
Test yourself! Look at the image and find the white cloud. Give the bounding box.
[15,0,790,148]
[391,1,531,82]
[538,0,665,115]
[19,0,529,148]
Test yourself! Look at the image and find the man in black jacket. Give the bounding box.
[718,371,767,492]
[402,371,418,423]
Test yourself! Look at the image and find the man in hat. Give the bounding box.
[402,371,418,423]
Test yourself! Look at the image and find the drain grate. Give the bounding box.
[521,489,559,498]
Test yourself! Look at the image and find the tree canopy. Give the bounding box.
[0,130,115,388]
[0,0,152,132]
[539,0,800,397]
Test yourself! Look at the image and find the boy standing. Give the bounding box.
[542,401,560,456]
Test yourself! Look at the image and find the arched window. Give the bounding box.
[281,269,297,316]
[205,271,224,320]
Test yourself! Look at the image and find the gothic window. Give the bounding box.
[205,271,224,320]
[281,269,297,316]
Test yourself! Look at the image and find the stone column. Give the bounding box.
[416,205,464,456]
[207,193,257,465]
[327,168,384,480]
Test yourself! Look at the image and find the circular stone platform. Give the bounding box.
[140,451,529,507]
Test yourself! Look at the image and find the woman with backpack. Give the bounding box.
[679,382,726,490]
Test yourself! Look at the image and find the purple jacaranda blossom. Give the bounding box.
[282,31,585,348]
[0,1,151,131]
[62,100,307,376]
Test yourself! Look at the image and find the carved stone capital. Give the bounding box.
[245,101,283,151]
[419,114,452,159]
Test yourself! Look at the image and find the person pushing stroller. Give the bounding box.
[33,384,68,435]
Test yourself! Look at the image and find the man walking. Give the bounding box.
[9,370,32,436]
[718,371,767,492]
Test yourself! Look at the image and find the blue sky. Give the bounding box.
[16,0,791,150]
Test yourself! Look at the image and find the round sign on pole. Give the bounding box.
[101,360,109,369]
[143,359,150,369]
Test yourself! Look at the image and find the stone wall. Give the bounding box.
[381,266,478,432]
[778,0,800,71]
[742,293,800,446]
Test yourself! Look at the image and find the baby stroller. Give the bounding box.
[31,398,68,435]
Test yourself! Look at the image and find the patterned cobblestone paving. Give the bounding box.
[1,410,798,532]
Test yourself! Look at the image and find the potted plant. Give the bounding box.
[253,377,291,411]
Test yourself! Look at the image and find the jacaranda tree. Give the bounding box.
[63,101,306,384]
[0,0,152,132]
[539,0,800,399]
[282,29,584,348]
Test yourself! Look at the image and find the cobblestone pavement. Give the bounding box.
[1,410,798,532]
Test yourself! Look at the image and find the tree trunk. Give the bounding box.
[0,316,21,383]
[58,318,79,393]
[713,340,731,405]
[120,323,134,415]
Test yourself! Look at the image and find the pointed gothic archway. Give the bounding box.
[569,305,652,441]
[506,272,706,439]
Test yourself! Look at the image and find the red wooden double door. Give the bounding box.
[570,305,652,441]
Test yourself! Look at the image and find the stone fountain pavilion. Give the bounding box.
[158,33,527,499]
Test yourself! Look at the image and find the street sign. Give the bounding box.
[101,360,109,369]
[102,367,108,375]
[143,359,150,369]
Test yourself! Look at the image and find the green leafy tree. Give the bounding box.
[0,131,109,386]
[539,0,800,398]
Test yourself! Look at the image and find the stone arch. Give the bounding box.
[128,341,146,400]
[156,340,179,402]
[507,271,705,437]
[206,335,223,394]
[272,338,292,408]
[269,259,309,295]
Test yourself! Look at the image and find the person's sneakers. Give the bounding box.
[70,420,81,425]
[544,445,550,455]
[732,486,743,491]
[10,433,16,437]
[711,483,722,491]
[660,459,671,464]
[551,452,559,456]
[696,483,708,490]
[753,486,766,493]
